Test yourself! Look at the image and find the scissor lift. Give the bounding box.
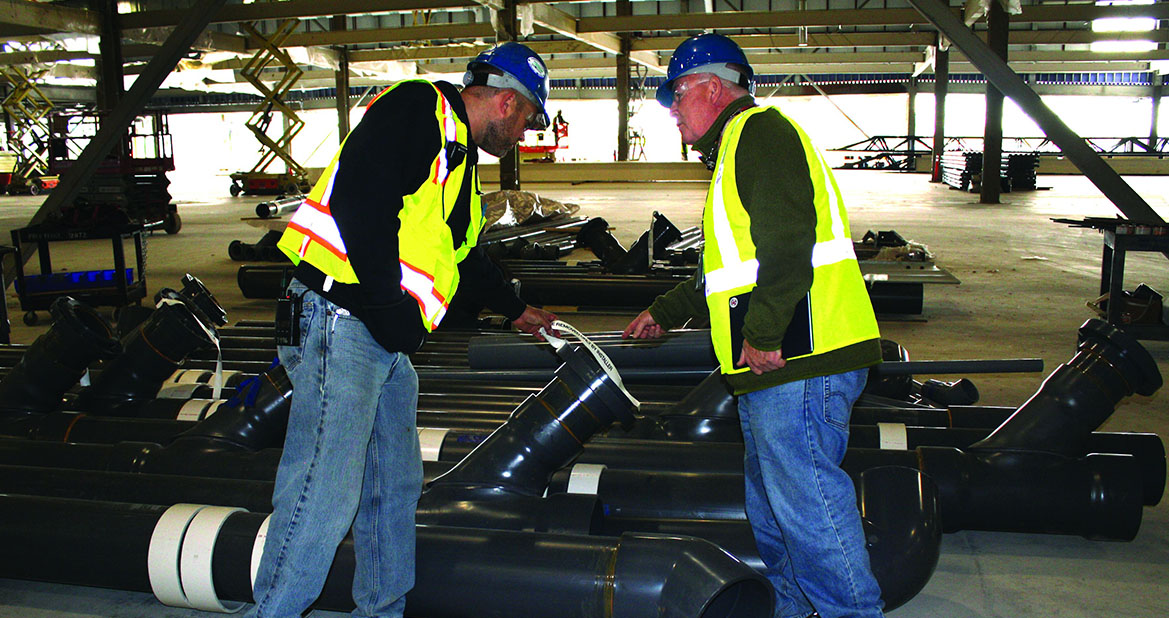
[228,18,311,197]
[0,64,58,195]
[47,109,180,233]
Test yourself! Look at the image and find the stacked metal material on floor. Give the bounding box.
[0,282,1163,616]
[234,212,959,317]
[940,150,1040,193]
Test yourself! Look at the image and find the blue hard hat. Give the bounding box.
[655,33,755,108]
[464,42,551,130]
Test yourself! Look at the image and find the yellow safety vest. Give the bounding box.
[278,80,483,331]
[703,106,879,375]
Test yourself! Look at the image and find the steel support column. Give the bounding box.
[494,0,520,190]
[1151,73,1162,150]
[930,44,949,183]
[332,15,350,143]
[980,0,1008,204]
[907,0,1162,223]
[616,0,632,161]
[91,0,124,115]
[907,75,917,171]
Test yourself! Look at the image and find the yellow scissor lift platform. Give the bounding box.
[228,18,311,197]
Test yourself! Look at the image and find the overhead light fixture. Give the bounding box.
[1090,40,1157,53]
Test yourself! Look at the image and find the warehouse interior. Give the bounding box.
[0,1,1167,617]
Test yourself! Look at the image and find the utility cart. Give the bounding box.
[10,223,147,325]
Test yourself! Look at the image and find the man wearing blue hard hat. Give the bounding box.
[249,41,557,618]
[625,33,885,618]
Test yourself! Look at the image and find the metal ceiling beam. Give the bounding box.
[117,0,479,30]
[347,39,600,63]
[0,48,94,65]
[0,0,98,35]
[262,22,494,48]
[528,4,662,73]
[906,0,1162,224]
[579,3,1169,34]
[123,27,247,54]
[748,51,922,65]
[121,0,1164,33]
[634,32,938,52]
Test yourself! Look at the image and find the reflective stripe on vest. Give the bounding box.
[433,94,458,185]
[704,157,760,296]
[401,260,448,327]
[702,105,878,375]
[286,200,347,261]
[276,80,480,330]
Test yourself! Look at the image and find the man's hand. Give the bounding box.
[737,340,786,375]
[513,306,558,340]
[622,310,664,339]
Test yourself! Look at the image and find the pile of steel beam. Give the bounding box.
[941,150,1040,193]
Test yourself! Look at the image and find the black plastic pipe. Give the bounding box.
[0,495,774,618]
[843,447,1146,540]
[971,319,1162,456]
[468,329,717,370]
[76,300,219,416]
[165,365,292,452]
[419,339,640,531]
[0,297,121,415]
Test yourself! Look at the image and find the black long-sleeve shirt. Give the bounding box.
[293,80,525,337]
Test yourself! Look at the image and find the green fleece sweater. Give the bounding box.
[648,97,881,395]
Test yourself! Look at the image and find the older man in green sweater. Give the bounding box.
[623,34,885,618]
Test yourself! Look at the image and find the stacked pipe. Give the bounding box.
[0,300,941,602]
[0,324,782,617]
[0,290,1160,613]
[940,150,1038,193]
[479,214,586,261]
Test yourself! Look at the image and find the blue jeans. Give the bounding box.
[248,280,423,618]
[738,369,884,618]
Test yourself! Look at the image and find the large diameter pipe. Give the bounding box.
[425,340,639,496]
[972,319,1162,456]
[419,340,640,532]
[843,447,1146,541]
[0,297,121,415]
[468,330,716,370]
[77,300,219,416]
[0,495,773,618]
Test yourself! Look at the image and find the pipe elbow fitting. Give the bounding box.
[856,465,942,611]
[611,533,773,618]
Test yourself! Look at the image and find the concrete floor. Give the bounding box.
[0,170,1167,616]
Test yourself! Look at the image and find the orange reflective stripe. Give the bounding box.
[400,259,448,325]
[285,222,349,262]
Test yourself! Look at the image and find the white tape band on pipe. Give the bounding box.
[166,369,190,384]
[417,428,450,462]
[177,400,213,422]
[148,503,207,609]
[201,400,229,419]
[251,515,272,592]
[877,422,909,451]
[177,371,209,385]
[157,383,202,400]
[565,463,606,495]
[180,506,247,613]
